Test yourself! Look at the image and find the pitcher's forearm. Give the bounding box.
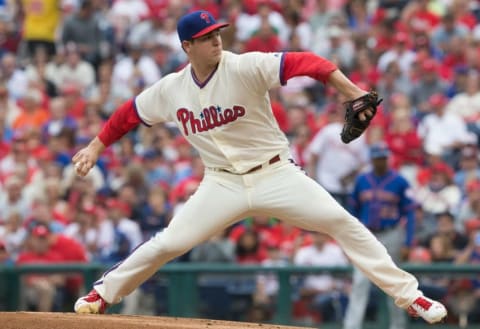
[327,70,367,100]
[89,137,106,155]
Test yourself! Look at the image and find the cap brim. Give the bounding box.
[192,23,229,39]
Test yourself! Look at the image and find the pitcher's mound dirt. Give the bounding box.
[0,312,315,329]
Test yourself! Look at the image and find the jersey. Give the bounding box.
[135,51,290,174]
[349,169,416,246]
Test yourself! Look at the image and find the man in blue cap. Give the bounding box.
[343,142,417,329]
[72,9,446,324]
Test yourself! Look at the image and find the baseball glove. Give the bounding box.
[340,91,382,144]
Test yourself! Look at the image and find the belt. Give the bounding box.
[214,154,281,174]
[245,154,281,174]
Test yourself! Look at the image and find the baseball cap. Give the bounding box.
[106,198,131,216]
[32,224,50,238]
[177,10,229,42]
[369,142,390,159]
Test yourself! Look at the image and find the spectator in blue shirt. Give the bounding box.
[344,142,416,329]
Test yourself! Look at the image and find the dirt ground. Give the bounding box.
[0,312,316,329]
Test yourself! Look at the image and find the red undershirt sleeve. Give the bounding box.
[281,52,338,85]
[98,98,142,147]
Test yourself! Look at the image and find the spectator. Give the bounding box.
[1,53,28,101]
[348,48,381,90]
[16,225,65,311]
[456,179,480,233]
[413,162,462,226]
[138,186,171,241]
[376,64,412,113]
[446,71,480,123]
[61,0,105,67]
[63,205,100,260]
[27,199,65,234]
[235,0,288,44]
[141,149,171,189]
[344,142,416,329]
[24,46,58,98]
[417,93,474,161]
[20,222,88,308]
[377,32,416,75]
[445,65,469,98]
[56,43,96,96]
[235,229,265,264]
[430,11,469,58]
[306,104,368,207]
[283,9,312,52]
[19,0,61,58]
[109,0,149,28]
[400,0,440,33]
[385,106,423,172]
[410,60,448,117]
[454,145,480,194]
[190,228,235,263]
[111,42,161,94]
[229,215,281,250]
[243,18,283,53]
[99,198,142,263]
[42,97,78,140]
[0,175,32,221]
[294,231,349,323]
[421,212,468,260]
[120,167,149,209]
[0,211,27,259]
[315,25,354,71]
[12,88,49,131]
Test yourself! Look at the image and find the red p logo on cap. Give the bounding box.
[200,12,211,24]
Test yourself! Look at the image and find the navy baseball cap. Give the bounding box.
[177,10,229,42]
[369,142,390,159]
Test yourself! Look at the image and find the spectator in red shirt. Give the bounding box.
[401,0,440,33]
[385,107,423,170]
[230,215,282,248]
[244,19,283,53]
[16,225,66,311]
[235,229,267,264]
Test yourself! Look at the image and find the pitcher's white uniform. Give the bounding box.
[92,50,422,311]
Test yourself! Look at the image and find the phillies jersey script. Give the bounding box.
[136,51,289,174]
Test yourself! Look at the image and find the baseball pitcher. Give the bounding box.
[73,10,447,324]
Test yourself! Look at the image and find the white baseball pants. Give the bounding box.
[94,159,421,309]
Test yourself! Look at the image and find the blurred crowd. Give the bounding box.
[1,0,480,326]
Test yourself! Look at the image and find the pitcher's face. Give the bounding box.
[184,29,223,65]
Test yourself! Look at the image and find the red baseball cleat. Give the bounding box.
[407,296,447,323]
[74,289,108,314]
